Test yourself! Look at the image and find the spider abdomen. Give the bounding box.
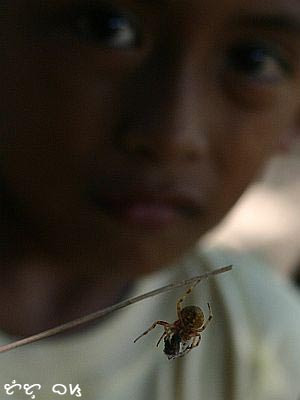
[181,305,204,329]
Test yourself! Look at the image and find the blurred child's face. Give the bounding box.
[1,0,300,274]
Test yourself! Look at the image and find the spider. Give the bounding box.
[134,281,212,359]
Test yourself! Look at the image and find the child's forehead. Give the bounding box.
[7,0,299,20]
[7,0,300,38]
[12,0,300,11]
[39,0,300,27]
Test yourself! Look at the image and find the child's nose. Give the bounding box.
[117,52,210,164]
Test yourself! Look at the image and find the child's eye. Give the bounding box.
[65,4,141,49]
[227,42,291,83]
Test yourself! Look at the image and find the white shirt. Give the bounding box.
[0,246,299,400]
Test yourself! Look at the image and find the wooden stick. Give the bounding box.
[0,264,232,354]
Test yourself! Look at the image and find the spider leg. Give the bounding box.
[198,303,213,332]
[191,334,201,348]
[133,321,170,343]
[157,323,175,347]
[180,334,201,357]
[156,331,167,347]
[176,280,200,320]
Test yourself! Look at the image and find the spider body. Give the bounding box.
[178,305,205,340]
[134,282,212,359]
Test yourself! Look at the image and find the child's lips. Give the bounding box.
[91,192,203,228]
[109,201,181,228]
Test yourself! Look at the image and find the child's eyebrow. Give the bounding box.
[233,13,300,35]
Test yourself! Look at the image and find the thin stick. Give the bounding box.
[0,264,232,354]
